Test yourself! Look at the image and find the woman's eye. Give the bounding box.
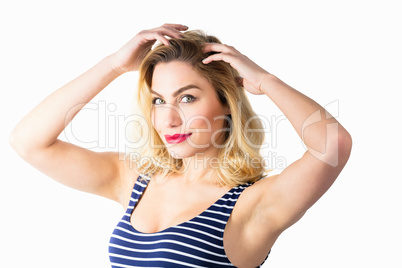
[151,98,165,105]
[152,95,197,105]
[181,95,196,103]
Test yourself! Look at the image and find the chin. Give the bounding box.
[167,148,194,159]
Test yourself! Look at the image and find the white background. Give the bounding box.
[1,0,401,267]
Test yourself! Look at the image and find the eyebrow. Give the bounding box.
[151,84,202,98]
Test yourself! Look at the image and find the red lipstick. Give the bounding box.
[164,133,192,144]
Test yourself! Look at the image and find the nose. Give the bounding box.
[159,104,183,129]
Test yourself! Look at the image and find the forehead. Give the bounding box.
[151,61,214,95]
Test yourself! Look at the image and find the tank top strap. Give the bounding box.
[125,174,151,214]
[204,182,254,223]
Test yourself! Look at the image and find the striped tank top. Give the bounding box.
[108,174,269,267]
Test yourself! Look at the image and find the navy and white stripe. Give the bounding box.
[108,174,269,267]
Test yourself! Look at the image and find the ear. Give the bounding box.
[225,106,231,115]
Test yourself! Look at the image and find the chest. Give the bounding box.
[122,177,271,267]
[129,179,231,233]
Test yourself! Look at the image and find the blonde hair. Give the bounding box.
[127,30,273,187]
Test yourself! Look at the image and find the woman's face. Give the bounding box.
[150,61,230,159]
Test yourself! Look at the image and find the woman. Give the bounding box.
[9,24,352,267]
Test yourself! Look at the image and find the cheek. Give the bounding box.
[187,117,209,130]
[186,110,223,132]
[150,110,160,132]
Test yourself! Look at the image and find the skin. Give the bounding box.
[150,60,231,181]
[10,24,352,268]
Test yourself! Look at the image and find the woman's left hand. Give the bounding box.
[202,43,270,95]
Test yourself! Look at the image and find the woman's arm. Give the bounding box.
[9,23,187,154]
[203,43,352,152]
[9,55,121,155]
[253,72,352,228]
[203,43,352,241]
[9,24,187,206]
[260,74,352,163]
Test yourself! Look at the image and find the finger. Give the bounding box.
[152,25,187,40]
[202,52,238,65]
[154,33,170,46]
[203,43,239,54]
[161,23,188,31]
[161,26,186,39]
[141,31,170,46]
[142,28,180,46]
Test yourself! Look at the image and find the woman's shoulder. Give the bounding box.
[242,174,278,189]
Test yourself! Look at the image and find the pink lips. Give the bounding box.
[164,133,192,144]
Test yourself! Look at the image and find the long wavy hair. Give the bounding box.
[126,30,273,187]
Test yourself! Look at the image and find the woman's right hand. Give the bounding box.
[109,23,188,74]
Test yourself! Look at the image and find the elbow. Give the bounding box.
[336,131,353,166]
[9,131,19,152]
[9,131,32,159]
[9,129,55,161]
[319,131,352,168]
[340,131,352,154]
[9,132,24,158]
